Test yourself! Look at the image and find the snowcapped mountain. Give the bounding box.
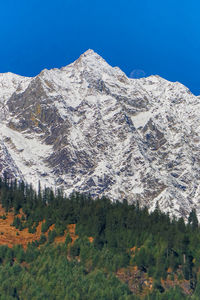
[0,49,200,220]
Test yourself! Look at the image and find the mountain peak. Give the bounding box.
[74,49,106,67]
[81,49,101,58]
[82,49,96,56]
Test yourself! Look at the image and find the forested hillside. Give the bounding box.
[0,175,200,299]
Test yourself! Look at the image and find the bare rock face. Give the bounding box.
[0,49,200,220]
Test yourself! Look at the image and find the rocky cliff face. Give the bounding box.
[1,49,200,220]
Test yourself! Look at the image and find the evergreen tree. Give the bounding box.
[188,209,198,230]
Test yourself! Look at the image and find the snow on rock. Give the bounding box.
[0,49,200,221]
[0,125,55,190]
[0,73,32,122]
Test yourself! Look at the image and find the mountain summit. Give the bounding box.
[0,50,200,220]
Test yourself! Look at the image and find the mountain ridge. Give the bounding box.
[0,50,200,220]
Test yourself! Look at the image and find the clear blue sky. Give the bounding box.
[0,0,200,94]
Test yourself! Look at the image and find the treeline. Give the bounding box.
[0,175,200,299]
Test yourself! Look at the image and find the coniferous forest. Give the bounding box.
[1,175,200,299]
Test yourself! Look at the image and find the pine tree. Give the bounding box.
[188,209,198,230]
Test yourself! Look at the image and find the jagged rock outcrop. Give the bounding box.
[0,49,200,220]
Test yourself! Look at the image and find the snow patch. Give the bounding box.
[131,111,152,128]
[0,125,54,190]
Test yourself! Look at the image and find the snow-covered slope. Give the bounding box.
[1,49,200,220]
